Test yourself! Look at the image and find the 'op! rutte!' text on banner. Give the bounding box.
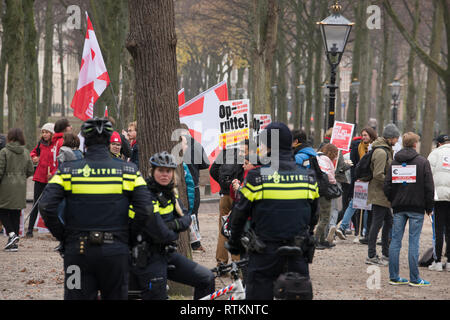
[219,99,250,149]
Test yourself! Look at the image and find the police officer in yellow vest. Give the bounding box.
[129,152,215,300]
[226,122,320,300]
[39,118,178,300]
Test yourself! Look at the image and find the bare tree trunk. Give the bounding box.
[23,0,37,149]
[127,0,191,297]
[0,3,7,133]
[377,12,391,134]
[39,0,53,127]
[346,1,366,127]
[5,0,25,129]
[403,0,420,132]
[250,0,279,115]
[57,23,65,118]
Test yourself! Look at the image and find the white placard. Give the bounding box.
[392,165,417,184]
[353,181,372,210]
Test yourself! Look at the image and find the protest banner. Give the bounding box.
[353,181,372,210]
[252,114,272,137]
[391,165,417,183]
[179,81,229,193]
[218,99,250,149]
[178,88,185,106]
[330,121,355,151]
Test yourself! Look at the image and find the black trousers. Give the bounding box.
[63,248,129,300]
[129,250,215,300]
[27,181,47,233]
[368,205,393,258]
[0,208,21,236]
[245,243,310,300]
[434,201,450,262]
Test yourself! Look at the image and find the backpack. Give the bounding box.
[308,155,342,200]
[354,146,390,181]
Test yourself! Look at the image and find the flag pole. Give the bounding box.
[108,84,124,130]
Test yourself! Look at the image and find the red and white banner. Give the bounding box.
[179,81,229,193]
[330,121,355,151]
[252,114,272,137]
[178,88,185,106]
[70,12,110,121]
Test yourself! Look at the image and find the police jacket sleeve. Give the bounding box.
[130,185,178,244]
[38,174,66,241]
[167,214,192,233]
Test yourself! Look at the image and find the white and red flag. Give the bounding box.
[179,81,229,193]
[70,13,110,121]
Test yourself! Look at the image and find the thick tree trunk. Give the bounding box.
[23,0,37,149]
[0,15,8,133]
[5,0,25,129]
[250,0,279,115]
[347,1,366,126]
[127,0,191,297]
[39,0,53,127]
[403,0,420,132]
[377,14,391,134]
[420,0,443,156]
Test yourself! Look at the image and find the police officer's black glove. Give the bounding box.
[166,215,191,232]
[225,239,245,255]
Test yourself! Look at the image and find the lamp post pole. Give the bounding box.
[317,0,353,129]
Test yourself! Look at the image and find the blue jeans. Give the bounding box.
[340,199,355,231]
[388,212,424,283]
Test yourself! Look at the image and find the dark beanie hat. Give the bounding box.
[260,122,292,151]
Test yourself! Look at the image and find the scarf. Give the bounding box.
[358,141,369,160]
[146,176,176,208]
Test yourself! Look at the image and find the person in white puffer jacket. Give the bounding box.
[427,134,450,272]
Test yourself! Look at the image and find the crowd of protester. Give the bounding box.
[0,115,448,298]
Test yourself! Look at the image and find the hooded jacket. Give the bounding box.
[367,137,393,208]
[384,147,434,214]
[427,143,450,201]
[293,143,317,169]
[0,142,34,209]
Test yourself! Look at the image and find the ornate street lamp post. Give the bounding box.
[389,79,402,126]
[317,1,353,129]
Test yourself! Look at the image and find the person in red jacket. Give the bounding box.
[27,123,56,237]
[51,119,72,175]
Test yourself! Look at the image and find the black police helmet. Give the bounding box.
[81,117,113,139]
[149,151,178,169]
[81,117,114,147]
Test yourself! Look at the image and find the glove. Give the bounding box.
[166,215,191,232]
[225,239,246,255]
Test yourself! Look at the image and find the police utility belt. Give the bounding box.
[242,229,316,263]
[76,232,116,254]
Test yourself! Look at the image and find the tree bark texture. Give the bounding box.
[39,0,53,127]
[23,0,38,150]
[127,0,191,297]
[5,0,25,129]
